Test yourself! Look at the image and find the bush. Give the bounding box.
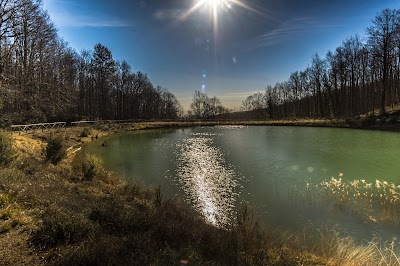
[46,134,66,165]
[360,115,376,127]
[344,117,357,126]
[31,208,95,250]
[0,132,14,166]
[80,128,92,137]
[384,116,398,124]
[72,153,102,181]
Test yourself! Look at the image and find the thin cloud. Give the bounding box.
[153,8,183,21]
[54,15,130,28]
[242,17,340,52]
[43,0,130,28]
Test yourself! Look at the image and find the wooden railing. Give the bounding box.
[10,122,66,133]
[71,119,141,126]
[70,121,97,126]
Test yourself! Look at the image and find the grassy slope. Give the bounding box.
[0,122,397,265]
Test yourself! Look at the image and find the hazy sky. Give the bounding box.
[43,0,398,110]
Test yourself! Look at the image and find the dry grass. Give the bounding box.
[289,177,400,265]
[320,177,400,225]
[13,134,44,159]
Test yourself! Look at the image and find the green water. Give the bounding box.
[85,126,400,241]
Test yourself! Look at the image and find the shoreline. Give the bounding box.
[9,115,400,137]
[68,117,400,133]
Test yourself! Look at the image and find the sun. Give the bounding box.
[181,0,261,20]
[203,0,229,9]
[181,0,261,43]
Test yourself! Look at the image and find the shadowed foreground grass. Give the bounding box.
[0,125,399,265]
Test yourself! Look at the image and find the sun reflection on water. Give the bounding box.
[176,134,240,227]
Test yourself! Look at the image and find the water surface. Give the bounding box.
[85,126,400,241]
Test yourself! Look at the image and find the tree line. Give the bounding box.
[242,8,400,119]
[77,44,183,120]
[189,90,230,118]
[0,0,182,126]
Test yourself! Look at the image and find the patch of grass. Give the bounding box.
[46,133,67,165]
[0,193,33,234]
[16,156,43,176]
[72,153,103,181]
[0,131,14,166]
[79,128,92,138]
[31,207,96,251]
[0,193,15,207]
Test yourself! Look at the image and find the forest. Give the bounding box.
[241,9,400,120]
[0,0,183,127]
[1,1,399,124]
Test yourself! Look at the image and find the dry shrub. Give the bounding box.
[30,207,96,251]
[0,131,14,166]
[79,128,92,137]
[72,153,103,181]
[46,134,66,165]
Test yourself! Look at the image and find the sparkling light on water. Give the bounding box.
[176,134,240,227]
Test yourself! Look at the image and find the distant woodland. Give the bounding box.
[0,1,399,124]
[0,0,183,126]
[241,8,400,120]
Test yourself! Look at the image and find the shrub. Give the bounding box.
[72,153,102,181]
[46,134,66,165]
[360,115,376,127]
[344,117,357,126]
[0,131,14,166]
[31,208,95,250]
[80,128,92,137]
[384,116,398,124]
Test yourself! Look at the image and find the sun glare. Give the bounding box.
[204,0,224,9]
[181,0,262,21]
[180,0,263,50]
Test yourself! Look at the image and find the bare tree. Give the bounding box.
[367,9,400,115]
[190,90,227,118]
[92,43,115,119]
[241,92,266,111]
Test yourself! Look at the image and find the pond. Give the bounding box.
[85,126,400,243]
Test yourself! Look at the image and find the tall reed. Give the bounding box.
[320,177,400,225]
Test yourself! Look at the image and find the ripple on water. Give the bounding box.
[176,136,240,227]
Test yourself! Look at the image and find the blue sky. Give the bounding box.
[43,0,399,111]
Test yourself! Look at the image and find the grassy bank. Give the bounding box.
[0,123,399,265]
[67,115,400,133]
